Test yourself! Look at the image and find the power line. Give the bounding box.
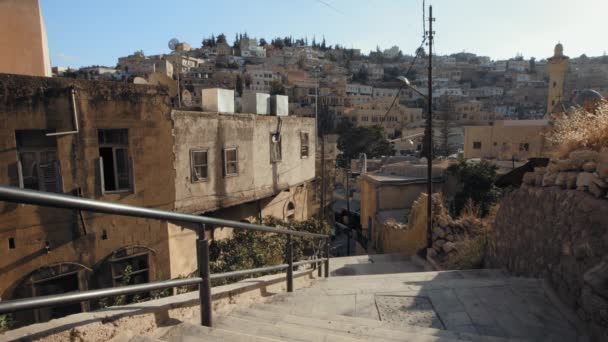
[381,0,428,124]
[313,0,344,15]
[380,37,427,123]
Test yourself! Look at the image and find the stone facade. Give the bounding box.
[487,188,608,341]
[0,74,317,325]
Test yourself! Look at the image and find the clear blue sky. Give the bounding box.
[41,0,608,68]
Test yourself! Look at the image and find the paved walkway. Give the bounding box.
[270,266,583,341]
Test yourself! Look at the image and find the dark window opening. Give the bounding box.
[101,229,108,240]
[473,141,482,149]
[98,129,131,192]
[34,273,81,320]
[8,237,15,249]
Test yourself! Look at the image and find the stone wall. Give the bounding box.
[487,187,608,341]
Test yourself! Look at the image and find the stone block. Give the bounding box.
[555,172,567,188]
[442,241,457,254]
[556,159,577,172]
[582,161,597,173]
[522,172,536,186]
[589,181,605,198]
[570,149,599,167]
[576,172,595,188]
[434,239,446,248]
[597,152,608,178]
[566,172,578,189]
[432,226,446,239]
[542,172,557,187]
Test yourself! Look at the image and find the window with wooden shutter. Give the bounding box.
[15,130,62,193]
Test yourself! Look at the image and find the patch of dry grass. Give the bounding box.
[547,101,608,158]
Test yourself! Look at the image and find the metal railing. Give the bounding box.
[0,186,330,327]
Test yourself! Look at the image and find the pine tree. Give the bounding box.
[321,37,327,50]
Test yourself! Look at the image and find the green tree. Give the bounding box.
[216,33,227,44]
[337,123,395,167]
[269,80,285,95]
[235,75,244,97]
[209,217,331,285]
[447,159,501,216]
[259,38,267,46]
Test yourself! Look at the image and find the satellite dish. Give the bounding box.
[181,89,193,107]
[168,38,180,51]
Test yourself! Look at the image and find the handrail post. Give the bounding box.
[317,254,322,277]
[286,235,293,292]
[324,237,330,278]
[197,227,212,327]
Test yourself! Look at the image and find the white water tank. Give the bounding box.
[271,95,289,116]
[242,91,270,115]
[201,88,234,113]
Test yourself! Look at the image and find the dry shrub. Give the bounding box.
[442,236,486,270]
[547,101,608,158]
[460,198,481,219]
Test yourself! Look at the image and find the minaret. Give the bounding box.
[546,43,569,116]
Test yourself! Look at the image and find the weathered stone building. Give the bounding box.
[0,74,316,324]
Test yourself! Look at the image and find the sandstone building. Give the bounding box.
[0,74,316,324]
[0,0,52,77]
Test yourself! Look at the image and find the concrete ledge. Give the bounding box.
[1,269,317,342]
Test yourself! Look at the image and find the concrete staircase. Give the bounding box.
[129,255,585,342]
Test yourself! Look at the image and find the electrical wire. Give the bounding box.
[380,37,427,123]
[380,0,428,124]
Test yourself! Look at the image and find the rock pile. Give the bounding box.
[425,195,484,263]
[522,148,608,198]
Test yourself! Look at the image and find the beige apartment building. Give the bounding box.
[0,74,316,324]
[463,120,549,160]
[343,99,423,137]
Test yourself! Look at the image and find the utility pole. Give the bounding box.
[345,168,351,256]
[425,5,435,253]
[315,68,325,227]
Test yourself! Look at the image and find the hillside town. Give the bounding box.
[1,1,608,341]
[55,33,608,157]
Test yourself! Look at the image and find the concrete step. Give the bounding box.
[331,260,426,276]
[247,304,525,342]
[159,322,281,342]
[216,315,383,342]
[218,313,468,342]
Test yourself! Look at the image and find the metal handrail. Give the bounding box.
[0,186,327,238]
[0,186,331,328]
[0,258,328,315]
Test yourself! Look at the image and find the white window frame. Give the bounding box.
[190,148,209,182]
[223,147,239,177]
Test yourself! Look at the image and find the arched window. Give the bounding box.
[284,201,296,221]
[11,262,92,325]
